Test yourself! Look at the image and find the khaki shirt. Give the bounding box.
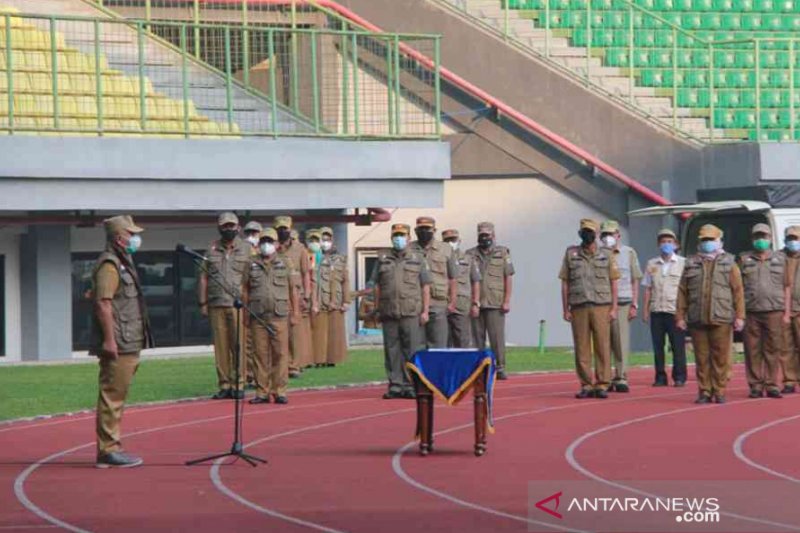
[409,240,457,309]
[95,262,119,299]
[469,245,515,309]
[738,250,786,313]
[453,248,482,315]
[281,239,311,298]
[369,249,432,319]
[642,254,685,314]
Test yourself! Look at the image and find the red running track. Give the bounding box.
[1,365,800,533]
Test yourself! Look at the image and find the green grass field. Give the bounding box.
[0,347,705,421]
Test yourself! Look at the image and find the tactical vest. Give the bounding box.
[410,240,451,308]
[645,255,685,314]
[317,253,334,310]
[453,250,476,315]
[247,256,292,318]
[375,250,425,319]
[468,245,511,309]
[786,252,800,313]
[739,250,786,313]
[563,246,613,306]
[684,253,736,325]
[206,238,251,307]
[328,254,349,310]
[90,250,152,355]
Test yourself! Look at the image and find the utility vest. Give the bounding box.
[317,253,348,311]
[738,250,786,313]
[786,251,800,313]
[453,249,476,315]
[684,253,736,325]
[90,249,153,355]
[248,256,292,318]
[468,245,512,309]
[645,255,685,314]
[410,240,451,308]
[611,245,637,303]
[563,246,613,306]
[375,250,425,319]
[206,238,251,307]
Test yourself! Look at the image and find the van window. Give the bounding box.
[684,213,769,257]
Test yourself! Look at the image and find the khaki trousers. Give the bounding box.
[96,353,140,455]
[448,313,473,348]
[690,324,732,397]
[571,304,612,391]
[383,316,423,393]
[311,311,329,365]
[252,317,290,397]
[423,307,449,348]
[782,316,800,386]
[743,311,783,392]
[289,312,313,371]
[610,303,631,384]
[327,310,348,364]
[472,309,507,370]
[209,306,246,390]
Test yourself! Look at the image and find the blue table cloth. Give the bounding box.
[406,348,496,435]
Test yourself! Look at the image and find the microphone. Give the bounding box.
[176,244,208,262]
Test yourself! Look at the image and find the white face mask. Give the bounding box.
[321,240,333,252]
[245,235,259,247]
[447,241,459,251]
[308,242,321,253]
[260,242,276,256]
[601,236,617,248]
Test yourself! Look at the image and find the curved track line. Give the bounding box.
[733,413,800,483]
[564,398,800,532]
[391,390,687,533]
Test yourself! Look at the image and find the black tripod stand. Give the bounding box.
[179,244,272,467]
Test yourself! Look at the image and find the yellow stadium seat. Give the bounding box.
[24,51,48,71]
[27,72,50,93]
[60,95,79,117]
[0,71,30,92]
[74,95,96,117]
[67,73,94,95]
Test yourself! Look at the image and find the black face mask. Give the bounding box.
[220,228,238,241]
[277,228,291,243]
[478,236,493,249]
[415,228,434,245]
[579,229,596,246]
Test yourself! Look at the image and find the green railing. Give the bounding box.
[0,8,441,138]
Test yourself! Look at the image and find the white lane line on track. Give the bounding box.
[733,413,800,483]
[391,390,689,533]
[564,397,800,532]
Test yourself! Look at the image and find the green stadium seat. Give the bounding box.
[693,0,714,10]
[692,50,711,67]
[720,13,742,28]
[783,15,800,31]
[714,50,737,67]
[713,109,737,127]
[735,110,757,128]
[762,14,783,30]
[605,48,630,66]
[686,70,709,86]
[741,14,763,30]
[701,13,722,28]
[713,0,734,9]
[753,0,774,10]
[732,0,754,10]
[716,89,741,107]
[761,89,788,107]
[681,13,703,29]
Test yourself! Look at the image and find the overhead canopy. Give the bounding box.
[628,201,771,218]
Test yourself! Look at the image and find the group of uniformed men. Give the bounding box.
[560,218,800,405]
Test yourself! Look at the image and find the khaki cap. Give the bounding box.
[698,224,723,240]
[391,223,411,236]
[600,220,620,234]
[751,223,772,236]
[477,221,495,234]
[243,221,262,233]
[416,216,436,228]
[785,226,800,239]
[103,215,144,236]
[657,228,677,240]
[218,211,239,227]
[273,215,293,229]
[320,226,334,236]
[260,227,278,241]
[442,229,459,240]
[580,218,599,232]
[306,228,322,240]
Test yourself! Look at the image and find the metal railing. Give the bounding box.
[0,8,441,138]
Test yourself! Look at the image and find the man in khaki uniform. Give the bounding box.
[90,215,153,468]
[560,218,620,399]
[409,216,457,349]
[274,216,314,376]
[781,225,800,394]
[307,228,328,366]
[199,212,251,400]
[320,226,351,366]
[739,223,787,399]
[243,228,299,405]
[442,228,481,347]
[468,221,515,380]
[676,224,745,404]
[243,220,262,387]
[600,220,642,393]
[370,223,432,399]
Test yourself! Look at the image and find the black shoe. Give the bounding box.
[674,381,686,388]
[274,395,289,404]
[231,390,245,400]
[766,389,783,399]
[695,395,711,404]
[749,388,764,399]
[96,451,143,469]
[575,389,593,399]
[615,383,630,393]
[211,389,232,400]
[402,389,417,399]
[595,389,609,399]
[326,363,336,367]
[383,390,403,399]
[782,385,796,394]
[652,381,668,387]
[714,394,726,404]
[289,371,301,379]
[496,369,508,380]
[248,396,270,405]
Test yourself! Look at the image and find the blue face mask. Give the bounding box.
[392,235,407,251]
[787,240,800,253]
[659,242,676,255]
[699,240,720,254]
[125,234,142,254]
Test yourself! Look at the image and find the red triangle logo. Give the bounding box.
[535,491,563,519]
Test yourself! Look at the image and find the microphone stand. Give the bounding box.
[182,246,272,468]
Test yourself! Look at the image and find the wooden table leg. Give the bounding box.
[473,372,487,457]
[415,376,434,456]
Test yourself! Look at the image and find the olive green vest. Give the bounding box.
[318,253,348,311]
[684,253,736,325]
[248,256,292,318]
[738,250,786,313]
[90,250,153,355]
[563,246,613,306]
[409,240,451,308]
[453,249,476,315]
[375,250,425,319]
[786,252,800,313]
[468,245,512,309]
[206,238,251,307]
